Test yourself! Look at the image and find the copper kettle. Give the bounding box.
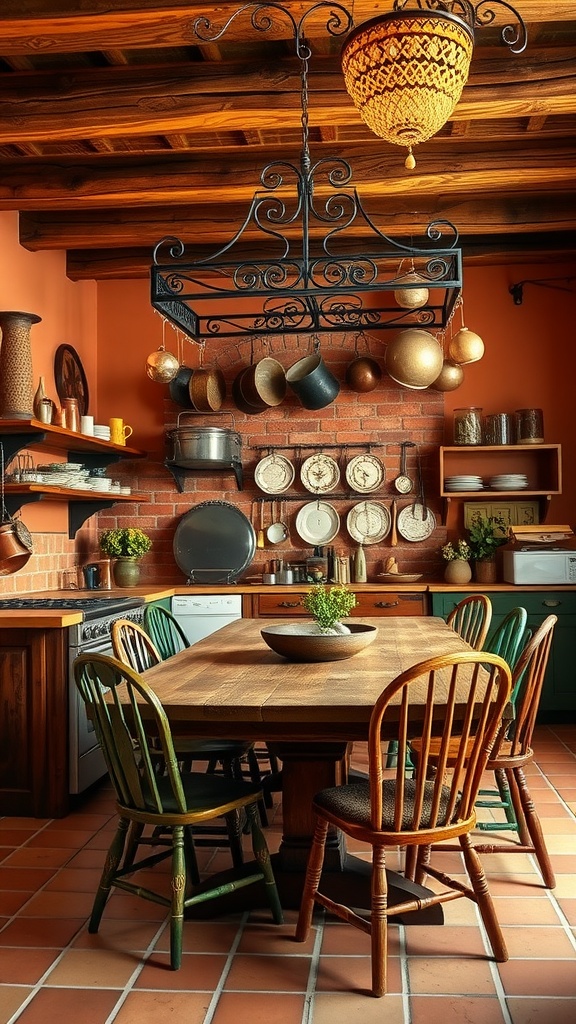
[0,443,33,575]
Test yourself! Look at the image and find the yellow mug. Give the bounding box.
[109,417,133,446]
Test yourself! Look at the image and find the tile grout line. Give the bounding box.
[201,911,250,1024]
[301,913,324,1024]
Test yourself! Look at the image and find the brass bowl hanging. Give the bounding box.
[431,359,465,392]
[189,366,226,412]
[345,356,382,393]
[385,329,443,390]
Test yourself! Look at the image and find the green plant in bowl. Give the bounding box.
[302,584,357,634]
[99,527,152,558]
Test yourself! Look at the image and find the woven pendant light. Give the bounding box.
[341,10,474,168]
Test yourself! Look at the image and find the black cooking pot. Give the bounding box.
[286,353,340,410]
[168,366,193,408]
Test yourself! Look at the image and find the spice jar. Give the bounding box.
[453,407,483,445]
[484,412,511,446]
[515,408,544,444]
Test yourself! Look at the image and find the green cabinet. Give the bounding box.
[431,590,576,717]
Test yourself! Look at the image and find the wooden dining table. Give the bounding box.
[142,615,476,920]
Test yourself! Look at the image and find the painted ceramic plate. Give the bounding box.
[397,503,436,542]
[254,453,295,494]
[300,453,340,494]
[295,501,340,545]
[54,344,89,416]
[346,501,391,545]
[345,453,385,493]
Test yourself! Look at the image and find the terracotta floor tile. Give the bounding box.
[408,957,499,995]
[441,898,481,925]
[498,959,576,997]
[224,952,311,992]
[0,830,39,847]
[135,952,228,990]
[96,892,168,920]
[210,992,306,1024]
[321,922,400,956]
[0,818,48,831]
[0,866,55,891]
[312,991,405,1023]
[0,986,34,1023]
[316,953,401,995]
[25,829,96,849]
[153,920,240,954]
[13,987,120,1023]
[17,889,94,918]
[44,813,112,831]
[238,920,316,955]
[557,898,576,925]
[113,990,212,1024]
[405,924,487,958]
[72,918,161,951]
[492,897,562,925]
[0,916,85,947]
[500,925,576,958]
[2,846,74,869]
[506,996,576,1023]
[44,947,141,987]
[549,854,576,872]
[410,995,506,1023]
[0,889,34,915]
[43,867,103,892]
[0,947,59,984]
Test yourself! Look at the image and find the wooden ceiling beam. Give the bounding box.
[18,194,576,251]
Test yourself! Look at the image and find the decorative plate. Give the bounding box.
[346,501,391,545]
[377,573,423,582]
[254,453,295,494]
[396,503,437,542]
[295,501,340,545]
[54,344,89,416]
[345,453,385,493]
[300,453,341,494]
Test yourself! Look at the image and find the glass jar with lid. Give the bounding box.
[453,407,483,445]
[484,412,511,446]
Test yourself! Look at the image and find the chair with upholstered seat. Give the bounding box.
[295,650,512,997]
[447,593,492,649]
[73,652,283,970]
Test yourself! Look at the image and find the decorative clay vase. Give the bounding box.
[112,556,141,588]
[0,310,42,420]
[474,557,498,584]
[444,559,472,584]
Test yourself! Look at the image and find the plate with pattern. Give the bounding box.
[254,453,295,494]
[346,501,391,545]
[345,453,385,493]
[295,501,340,545]
[300,453,341,494]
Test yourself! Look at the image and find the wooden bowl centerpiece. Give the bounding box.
[260,622,378,662]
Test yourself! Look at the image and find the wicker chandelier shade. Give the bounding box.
[341,10,474,168]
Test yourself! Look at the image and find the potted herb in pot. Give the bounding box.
[467,516,507,583]
[441,538,472,584]
[99,527,152,588]
[302,584,357,634]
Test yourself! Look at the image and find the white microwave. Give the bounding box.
[502,548,576,585]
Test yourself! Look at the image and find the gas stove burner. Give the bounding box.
[0,597,144,620]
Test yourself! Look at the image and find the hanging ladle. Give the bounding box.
[394,441,415,494]
[267,499,289,544]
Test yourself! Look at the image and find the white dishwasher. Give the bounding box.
[171,593,243,645]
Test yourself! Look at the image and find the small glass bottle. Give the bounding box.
[453,407,483,445]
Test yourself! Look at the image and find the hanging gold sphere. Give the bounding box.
[385,329,444,390]
[345,356,382,393]
[448,327,485,365]
[146,347,180,383]
[430,359,465,392]
[393,271,430,309]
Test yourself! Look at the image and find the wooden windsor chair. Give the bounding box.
[295,650,512,997]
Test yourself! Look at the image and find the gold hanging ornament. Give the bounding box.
[430,328,465,391]
[447,298,484,365]
[146,318,180,382]
[385,328,444,390]
[393,261,430,309]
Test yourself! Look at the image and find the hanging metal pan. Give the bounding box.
[396,451,436,541]
[173,500,256,583]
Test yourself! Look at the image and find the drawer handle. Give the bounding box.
[543,600,561,607]
[375,600,400,609]
[278,600,301,608]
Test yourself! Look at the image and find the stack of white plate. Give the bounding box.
[489,474,528,490]
[444,475,484,491]
[94,424,111,441]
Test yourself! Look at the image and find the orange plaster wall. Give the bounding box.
[0,211,97,555]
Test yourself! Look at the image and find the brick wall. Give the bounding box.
[97,332,447,585]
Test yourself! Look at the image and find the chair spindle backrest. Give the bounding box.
[368,651,511,833]
[485,606,528,672]
[500,614,557,758]
[111,618,162,672]
[73,652,187,814]
[447,594,493,650]
[143,604,189,660]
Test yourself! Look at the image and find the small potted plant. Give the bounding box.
[467,516,507,583]
[302,584,357,634]
[441,538,472,584]
[99,527,152,588]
